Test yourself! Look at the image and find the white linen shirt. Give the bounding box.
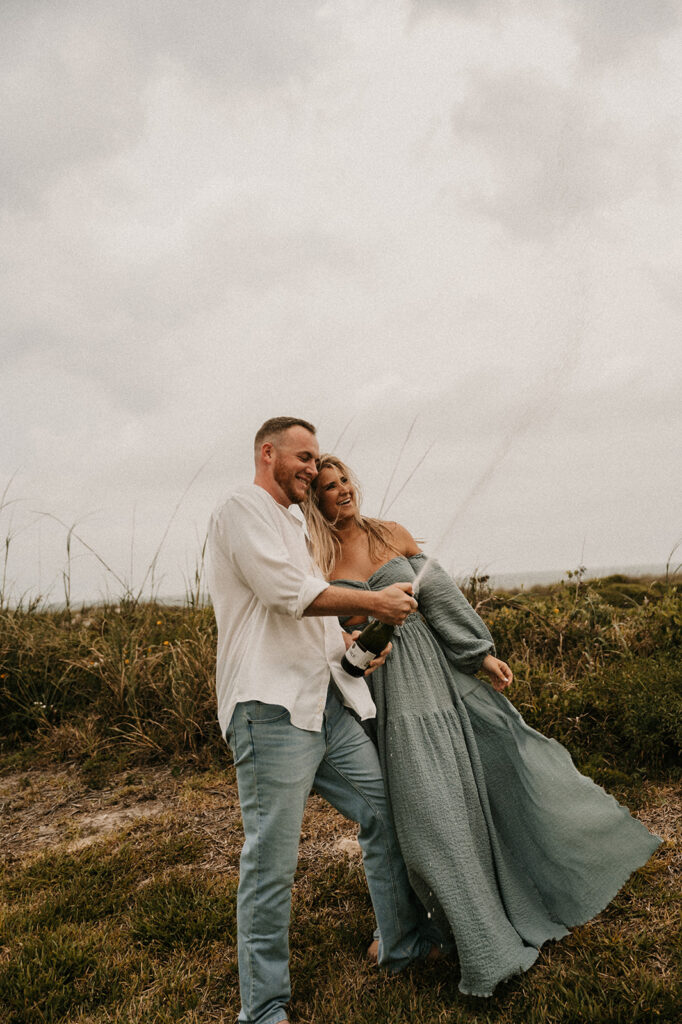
[206,483,377,737]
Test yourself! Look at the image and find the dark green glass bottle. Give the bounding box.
[340,619,394,677]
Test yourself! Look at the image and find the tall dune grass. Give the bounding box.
[1,560,680,1024]
[1,570,680,786]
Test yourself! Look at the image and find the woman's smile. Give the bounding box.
[316,466,356,521]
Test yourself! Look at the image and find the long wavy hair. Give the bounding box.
[303,454,401,578]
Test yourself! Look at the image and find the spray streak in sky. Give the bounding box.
[414,303,588,591]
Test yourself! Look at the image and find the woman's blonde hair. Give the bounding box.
[303,454,401,578]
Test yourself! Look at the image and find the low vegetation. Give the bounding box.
[0,572,680,1023]
[1,572,679,783]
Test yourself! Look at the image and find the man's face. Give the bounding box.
[271,427,320,505]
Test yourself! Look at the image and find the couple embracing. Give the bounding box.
[206,416,660,1024]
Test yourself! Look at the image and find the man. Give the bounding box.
[207,416,431,1024]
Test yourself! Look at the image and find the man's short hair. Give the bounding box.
[254,416,317,455]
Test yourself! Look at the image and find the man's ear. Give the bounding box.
[261,442,275,464]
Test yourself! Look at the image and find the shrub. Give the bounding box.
[1,577,680,777]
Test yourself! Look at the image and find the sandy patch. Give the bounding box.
[65,801,168,851]
[1,766,677,887]
[0,766,181,862]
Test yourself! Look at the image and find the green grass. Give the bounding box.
[1,575,680,781]
[0,573,680,1022]
[0,811,678,1024]
[0,825,238,1024]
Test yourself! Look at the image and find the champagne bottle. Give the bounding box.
[340,619,394,677]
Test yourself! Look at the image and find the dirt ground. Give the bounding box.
[0,764,367,871]
[1,766,679,879]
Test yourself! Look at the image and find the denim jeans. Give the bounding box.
[226,686,429,1024]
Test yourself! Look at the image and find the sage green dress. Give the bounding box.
[336,554,661,997]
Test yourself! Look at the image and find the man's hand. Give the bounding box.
[370,582,418,626]
[481,654,513,691]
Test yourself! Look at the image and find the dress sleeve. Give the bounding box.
[408,553,495,674]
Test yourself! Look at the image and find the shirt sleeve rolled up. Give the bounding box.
[219,494,329,619]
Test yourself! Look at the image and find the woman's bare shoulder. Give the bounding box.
[382,520,421,556]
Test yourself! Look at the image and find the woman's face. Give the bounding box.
[315,464,357,523]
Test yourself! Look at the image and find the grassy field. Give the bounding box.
[1,573,680,1023]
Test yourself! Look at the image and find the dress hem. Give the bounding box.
[458,834,662,998]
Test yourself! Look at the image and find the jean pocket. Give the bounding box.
[244,701,290,725]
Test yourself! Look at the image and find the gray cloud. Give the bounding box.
[409,0,488,16]
[452,71,615,236]
[125,0,333,90]
[1,0,334,208]
[570,0,681,65]
[1,2,148,207]
[450,65,677,238]
[2,1,680,602]
[411,0,681,70]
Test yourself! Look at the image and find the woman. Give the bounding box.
[303,454,661,998]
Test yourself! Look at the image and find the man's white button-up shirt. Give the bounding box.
[207,483,376,737]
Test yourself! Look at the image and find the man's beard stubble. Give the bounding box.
[273,459,305,506]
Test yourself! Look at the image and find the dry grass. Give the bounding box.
[1,575,680,782]
[0,764,679,1024]
[1,575,680,1022]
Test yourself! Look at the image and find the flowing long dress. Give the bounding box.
[335,553,661,997]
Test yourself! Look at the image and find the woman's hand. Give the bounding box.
[343,631,392,676]
[481,654,513,691]
[365,642,392,676]
[343,630,358,651]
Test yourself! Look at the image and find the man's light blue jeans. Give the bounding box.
[226,686,429,1024]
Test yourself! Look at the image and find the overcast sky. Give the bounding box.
[2,0,681,605]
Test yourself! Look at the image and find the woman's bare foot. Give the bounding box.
[367,940,440,967]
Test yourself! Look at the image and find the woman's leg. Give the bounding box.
[312,690,429,971]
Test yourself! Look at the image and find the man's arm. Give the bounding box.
[210,497,328,619]
[304,582,417,626]
[212,492,417,626]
